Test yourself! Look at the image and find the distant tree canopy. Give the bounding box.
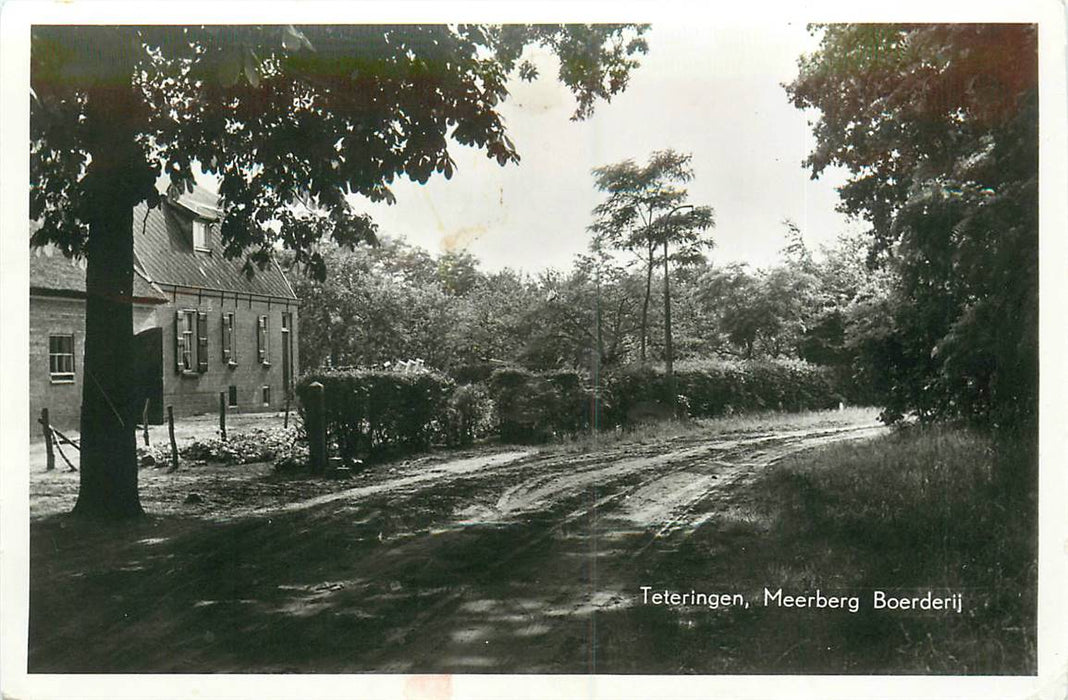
[295,225,884,392]
[291,240,641,376]
[786,24,1038,440]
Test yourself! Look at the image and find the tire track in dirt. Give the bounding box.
[239,449,536,519]
[448,423,888,672]
[621,423,888,558]
[474,425,888,663]
[356,422,886,671]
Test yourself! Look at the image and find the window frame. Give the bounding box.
[222,312,238,366]
[257,314,271,366]
[192,219,210,252]
[176,308,209,375]
[48,334,76,383]
[176,309,196,374]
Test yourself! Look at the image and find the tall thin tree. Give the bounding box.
[588,149,714,365]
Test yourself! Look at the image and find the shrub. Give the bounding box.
[542,370,593,435]
[449,362,497,385]
[486,367,591,443]
[604,359,840,426]
[181,427,303,465]
[445,383,495,446]
[297,369,454,462]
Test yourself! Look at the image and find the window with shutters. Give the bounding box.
[176,310,195,373]
[257,315,270,365]
[176,309,209,374]
[222,312,237,366]
[196,311,208,372]
[49,334,75,383]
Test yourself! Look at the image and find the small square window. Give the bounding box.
[49,334,75,383]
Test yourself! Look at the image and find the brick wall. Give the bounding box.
[157,289,299,420]
[29,290,299,437]
[29,296,86,436]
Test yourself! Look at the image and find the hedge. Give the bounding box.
[445,383,495,447]
[297,369,454,462]
[603,359,840,426]
[297,359,841,460]
[486,367,592,443]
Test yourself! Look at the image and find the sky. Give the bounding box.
[350,22,860,274]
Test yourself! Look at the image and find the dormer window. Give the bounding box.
[192,219,210,252]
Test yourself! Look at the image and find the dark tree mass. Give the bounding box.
[786,24,1038,495]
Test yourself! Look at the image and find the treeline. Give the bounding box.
[289,222,881,460]
[787,25,1038,497]
[292,225,880,392]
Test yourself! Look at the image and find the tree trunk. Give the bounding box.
[639,243,654,365]
[72,85,147,519]
[662,238,673,378]
[663,237,675,412]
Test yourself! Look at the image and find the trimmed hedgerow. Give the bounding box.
[297,369,454,462]
[603,359,840,426]
[486,367,592,443]
[444,382,495,447]
[296,359,839,459]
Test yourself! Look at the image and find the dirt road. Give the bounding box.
[29,411,885,673]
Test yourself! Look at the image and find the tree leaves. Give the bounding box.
[786,24,1038,432]
[31,24,648,263]
[588,150,713,256]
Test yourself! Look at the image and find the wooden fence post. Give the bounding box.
[219,391,227,441]
[41,408,55,472]
[167,405,179,472]
[142,398,151,446]
[306,381,326,474]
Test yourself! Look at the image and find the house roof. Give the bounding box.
[29,185,297,302]
[167,183,224,221]
[133,186,296,300]
[29,231,169,304]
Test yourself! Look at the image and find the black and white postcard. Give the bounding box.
[2,1,1065,699]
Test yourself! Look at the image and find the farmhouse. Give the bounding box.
[30,184,299,435]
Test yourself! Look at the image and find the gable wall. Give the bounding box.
[29,296,86,436]
[29,296,160,438]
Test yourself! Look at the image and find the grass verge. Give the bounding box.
[625,422,1037,673]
